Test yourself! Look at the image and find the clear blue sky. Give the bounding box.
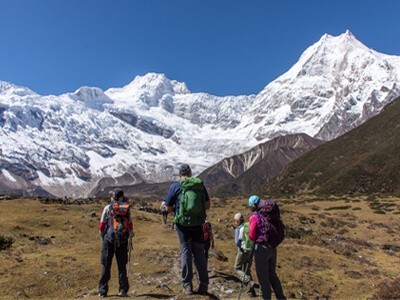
[1,0,400,96]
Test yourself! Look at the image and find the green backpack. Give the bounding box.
[243,222,254,252]
[173,177,206,227]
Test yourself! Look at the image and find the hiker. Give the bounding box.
[164,163,210,295]
[234,212,256,297]
[98,190,134,298]
[248,195,286,300]
[160,201,168,225]
[203,219,214,269]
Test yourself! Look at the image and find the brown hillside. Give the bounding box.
[266,97,400,196]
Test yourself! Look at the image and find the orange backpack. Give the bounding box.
[107,201,131,243]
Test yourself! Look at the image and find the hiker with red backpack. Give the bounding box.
[98,190,134,298]
[164,163,210,296]
[248,195,286,300]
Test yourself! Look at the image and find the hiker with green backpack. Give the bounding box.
[163,163,210,296]
[233,212,256,297]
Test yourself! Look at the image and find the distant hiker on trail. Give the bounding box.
[233,212,256,297]
[98,189,134,298]
[163,163,210,295]
[248,195,286,300]
[203,219,214,269]
[160,201,168,225]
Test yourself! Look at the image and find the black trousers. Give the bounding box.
[204,239,211,268]
[98,239,129,295]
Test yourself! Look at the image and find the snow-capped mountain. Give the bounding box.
[238,30,400,141]
[0,75,257,197]
[1,30,400,198]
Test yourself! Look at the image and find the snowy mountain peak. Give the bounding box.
[344,28,355,38]
[123,73,190,95]
[246,31,400,141]
[171,80,190,94]
[0,80,13,92]
[69,86,113,111]
[0,81,37,97]
[105,72,190,109]
[299,31,368,69]
[71,86,107,100]
[320,30,359,45]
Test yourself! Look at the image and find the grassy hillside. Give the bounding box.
[266,97,400,196]
[1,196,399,299]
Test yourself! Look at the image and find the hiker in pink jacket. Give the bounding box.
[248,195,286,300]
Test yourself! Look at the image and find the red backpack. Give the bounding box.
[203,221,212,242]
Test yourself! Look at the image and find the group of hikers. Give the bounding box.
[97,163,286,299]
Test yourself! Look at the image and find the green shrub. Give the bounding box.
[0,235,14,251]
[298,215,308,222]
[285,226,311,239]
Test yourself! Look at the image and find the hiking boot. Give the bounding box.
[183,284,193,295]
[197,285,208,295]
[98,293,107,297]
[246,281,256,297]
[118,290,127,297]
[247,287,257,297]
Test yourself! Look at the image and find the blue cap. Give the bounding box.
[248,195,260,206]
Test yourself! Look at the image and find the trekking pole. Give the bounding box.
[238,246,255,300]
[127,235,133,277]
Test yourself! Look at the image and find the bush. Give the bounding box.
[285,226,311,239]
[324,205,352,211]
[0,235,14,251]
[374,277,400,299]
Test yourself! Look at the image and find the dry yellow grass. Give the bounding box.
[0,195,399,299]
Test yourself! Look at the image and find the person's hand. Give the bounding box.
[211,242,215,249]
[129,231,135,238]
[99,231,105,242]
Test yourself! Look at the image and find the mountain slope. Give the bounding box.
[199,134,324,197]
[266,96,400,195]
[1,31,400,197]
